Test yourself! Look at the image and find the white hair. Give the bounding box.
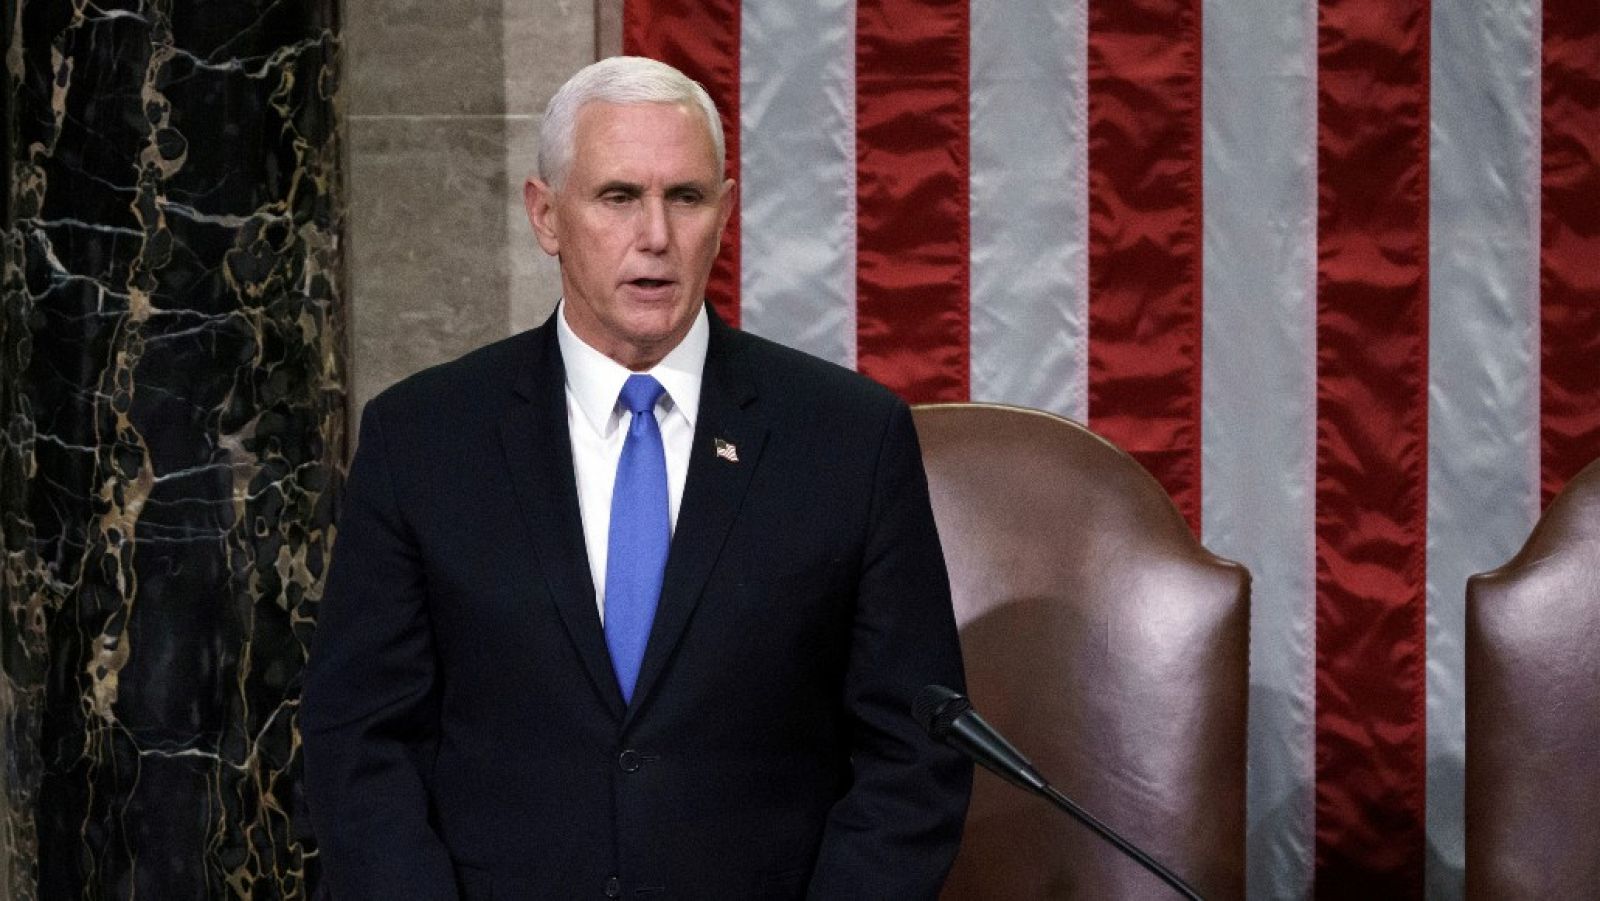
[538,56,726,189]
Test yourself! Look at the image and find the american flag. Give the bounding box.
[622,0,1600,896]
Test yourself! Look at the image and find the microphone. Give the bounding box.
[912,684,1047,793]
[913,684,1205,901]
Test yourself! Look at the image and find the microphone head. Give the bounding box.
[912,684,972,739]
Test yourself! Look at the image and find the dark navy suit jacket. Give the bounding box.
[302,308,971,899]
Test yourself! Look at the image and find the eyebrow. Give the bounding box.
[593,179,717,198]
[595,181,643,198]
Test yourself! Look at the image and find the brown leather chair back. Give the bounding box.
[1465,457,1600,899]
[913,404,1248,900]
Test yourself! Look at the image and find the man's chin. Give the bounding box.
[605,312,697,369]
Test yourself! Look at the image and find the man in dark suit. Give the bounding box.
[302,56,970,899]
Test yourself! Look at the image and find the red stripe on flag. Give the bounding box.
[1540,1,1600,503]
[855,0,970,402]
[622,0,742,328]
[1085,0,1205,532]
[1313,0,1429,893]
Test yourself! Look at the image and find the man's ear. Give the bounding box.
[524,177,561,256]
[716,177,738,235]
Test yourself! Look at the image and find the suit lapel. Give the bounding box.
[625,318,768,724]
[498,320,626,722]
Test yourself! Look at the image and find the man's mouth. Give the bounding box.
[628,278,673,289]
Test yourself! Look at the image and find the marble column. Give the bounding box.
[1,2,345,898]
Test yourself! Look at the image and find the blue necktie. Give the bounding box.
[605,375,670,703]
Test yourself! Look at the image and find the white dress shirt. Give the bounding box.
[556,301,707,624]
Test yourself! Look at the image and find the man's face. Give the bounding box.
[525,101,735,370]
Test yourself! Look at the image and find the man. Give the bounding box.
[302,56,970,899]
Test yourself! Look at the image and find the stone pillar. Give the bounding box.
[1,2,345,897]
[340,0,591,418]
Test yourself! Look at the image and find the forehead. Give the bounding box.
[569,101,720,182]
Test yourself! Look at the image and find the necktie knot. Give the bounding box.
[619,374,666,417]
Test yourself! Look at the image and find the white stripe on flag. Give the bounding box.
[1201,0,1318,897]
[739,0,856,368]
[1425,0,1543,895]
[968,0,1088,417]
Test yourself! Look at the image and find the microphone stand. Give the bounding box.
[1036,782,1204,901]
[914,684,1206,901]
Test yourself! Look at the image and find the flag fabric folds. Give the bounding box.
[623,1,1600,896]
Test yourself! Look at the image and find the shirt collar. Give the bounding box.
[556,300,707,436]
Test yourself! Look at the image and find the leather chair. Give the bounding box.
[1465,457,1600,899]
[913,404,1248,900]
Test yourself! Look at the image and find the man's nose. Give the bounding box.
[636,197,670,253]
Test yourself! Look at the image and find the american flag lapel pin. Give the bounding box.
[714,437,739,463]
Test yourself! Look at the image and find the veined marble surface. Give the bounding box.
[2,2,345,897]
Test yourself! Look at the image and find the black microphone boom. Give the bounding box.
[912,684,1205,901]
[911,684,1047,793]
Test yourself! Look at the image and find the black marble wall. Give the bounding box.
[2,2,345,897]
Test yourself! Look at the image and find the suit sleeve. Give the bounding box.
[807,400,974,899]
[300,402,459,900]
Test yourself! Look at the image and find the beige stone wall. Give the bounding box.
[343,0,624,420]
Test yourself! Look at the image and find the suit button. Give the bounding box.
[617,749,641,773]
[604,875,622,897]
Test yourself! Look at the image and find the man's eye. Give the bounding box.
[601,192,633,205]
[671,192,705,205]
